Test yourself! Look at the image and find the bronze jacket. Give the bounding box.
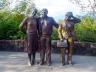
[38,17,58,36]
[20,16,38,34]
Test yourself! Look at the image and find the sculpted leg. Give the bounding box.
[28,53,32,66]
[31,37,37,65]
[46,37,51,66]
[67,37,74,65]
[60,48,65,65]
[27,35,36,66]
[27,39,32,66]
[40,37,46,65]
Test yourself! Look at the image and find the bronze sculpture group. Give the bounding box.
[19,8,81,66]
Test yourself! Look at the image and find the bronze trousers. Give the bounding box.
[66,37,74,64]
[26,33,38,64]
[40,35,51,64]
[60,37,74,65]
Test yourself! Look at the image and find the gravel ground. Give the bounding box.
[0,51,96,72]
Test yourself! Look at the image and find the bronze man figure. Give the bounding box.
[58,12,81,65]
[38,8,58,66]
[19,9,38,66]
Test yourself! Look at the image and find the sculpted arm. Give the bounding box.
[58,24,63,40]
[69,16,81,24]
[51,17,59,28]
[19,17,28,29]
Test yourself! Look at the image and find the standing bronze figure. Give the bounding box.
[58,12,81,65]
[19,9,38,66]
[38,8,58,66]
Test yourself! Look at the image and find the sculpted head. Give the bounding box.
[32,8,37,17]
[41,8,48,18]
[65,12,73,20]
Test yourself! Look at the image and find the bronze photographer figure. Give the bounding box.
[58,12,81,65]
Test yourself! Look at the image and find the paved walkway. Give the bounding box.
[0,52,96,72]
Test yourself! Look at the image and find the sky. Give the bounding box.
[8,0,88,21]
[34,0,82,21]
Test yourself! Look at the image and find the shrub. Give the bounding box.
[51,28,59,40]
[75,17,96,42]
[0,11,25,40]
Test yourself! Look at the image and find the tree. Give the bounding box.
[69,0,96,17]
[13,0,36,16]
[0,11,25,40]
[0,0,10,10]
[0,0,37,16]
[0,0,41,40]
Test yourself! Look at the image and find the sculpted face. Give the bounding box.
[41,8,48,18]
[65,12,73,20]
[32,9,37,17]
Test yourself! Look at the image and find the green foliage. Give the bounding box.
[52,17,96,42]
[51,28,59,40]
[13,0,36,16]
[75,16,96,42]
[13,0,27,13]
[0,0,7,9]
[0,11,25,40]
[0,9,96,43]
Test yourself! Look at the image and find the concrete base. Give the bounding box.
[0,52,96,72]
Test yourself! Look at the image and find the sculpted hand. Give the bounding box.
[60,38,63,42]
